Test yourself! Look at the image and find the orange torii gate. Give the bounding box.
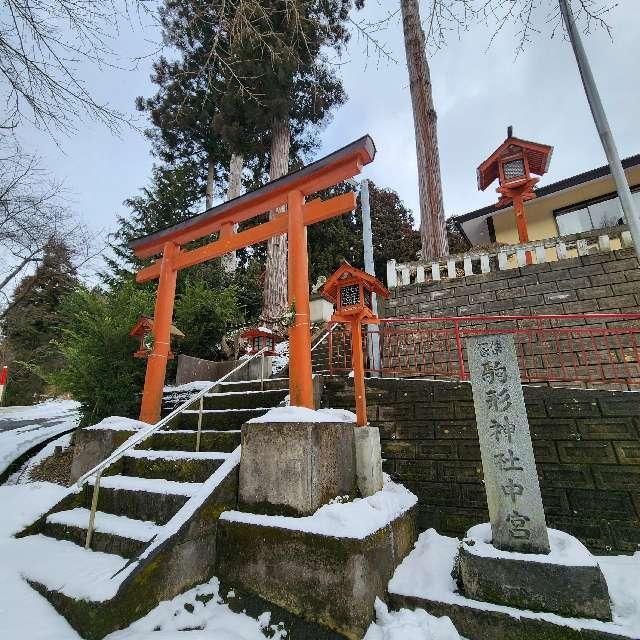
[129,136,376,423]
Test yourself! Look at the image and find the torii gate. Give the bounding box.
[129,136,376,423]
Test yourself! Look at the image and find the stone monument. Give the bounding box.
[456,333,612,621]
[466,333,549,554]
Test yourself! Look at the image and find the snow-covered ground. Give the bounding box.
[390,528,640,638]
[0,399,80,476]
[6,431,73,484]
[1,408,638,640]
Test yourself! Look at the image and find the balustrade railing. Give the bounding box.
[386,225,634,289]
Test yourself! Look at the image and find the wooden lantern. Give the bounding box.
[477,127,553,245]
[320,261,389,323]
[130,315,184,359]
[321,262,389,426]
[241,327,283,356]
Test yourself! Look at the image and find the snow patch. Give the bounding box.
[463,522,597,567]
[105,576,286,640]
[6,432,72,485]
[86,416,150,432]
[247,405,356,423]
[389,528,640,638]
[271,340,289,376]
[364,598,461,640]
[0,399,79,475]
[221,475,416,539]
[0,482,83,639]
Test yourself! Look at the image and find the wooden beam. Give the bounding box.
[130,137,373,259]
[135,192,357,283]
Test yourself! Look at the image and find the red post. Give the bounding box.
[287,189,314,408]
[351,318,368,426]
[513,192,533,265]
[454,319,467,380]
[0,365,7,405]
[139,242,179,423]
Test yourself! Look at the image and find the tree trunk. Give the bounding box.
[262,116,291,326]
[400,0,449,260]
[221,152,244,273]
[205,157,215,210]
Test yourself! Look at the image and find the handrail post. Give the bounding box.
[260,350,265,391]
[454,319,467,380]
[85,471,102,549]
[195,395,203,453]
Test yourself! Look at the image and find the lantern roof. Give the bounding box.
[477,130,553,191]
[129,315,185,338]
[241,326,283,340]
[320,261,389,304]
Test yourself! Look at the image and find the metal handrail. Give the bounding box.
[311,324,335,352]
[79,346,269,549]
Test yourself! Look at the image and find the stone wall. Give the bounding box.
[323,377,640,554]
[385,247,640,319]
[175,353,271,385]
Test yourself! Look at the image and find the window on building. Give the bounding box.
[555,187,639,236]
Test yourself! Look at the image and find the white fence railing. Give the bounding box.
[386,226,634,289]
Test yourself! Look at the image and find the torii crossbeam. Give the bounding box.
[129,135,376,423]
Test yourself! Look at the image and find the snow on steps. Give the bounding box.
[19,534,129,601]
[47,508,161,542]
[123,449,228,461]
[20,448,242,639]
[121,449,229,483]
[90,474,201,497]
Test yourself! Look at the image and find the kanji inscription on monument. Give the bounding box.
[466,334,550,554]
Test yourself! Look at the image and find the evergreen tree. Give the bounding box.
[51,282,155,424]
[153,0,354,324]
[104,162,204,282]
[2,239,78,405]
[306,181,422,285]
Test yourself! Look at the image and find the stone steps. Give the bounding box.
[139,429,241,452]
[121,449,227,483]
[168,408,268,431]
[85,475,199,524]
[15,378,291,638]
[44,508,160,559]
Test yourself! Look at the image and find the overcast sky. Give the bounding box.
[17,0,640,244]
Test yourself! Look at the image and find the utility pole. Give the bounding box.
[360,179,381,376]
[559,0,640,261]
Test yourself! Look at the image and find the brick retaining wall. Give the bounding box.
[385,247,640,318]
[323,377,640,554]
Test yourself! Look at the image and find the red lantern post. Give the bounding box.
[477,127,553,262]
[320,261,389,426]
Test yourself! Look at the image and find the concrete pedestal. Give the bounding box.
[239,421,357,516]
[455,526,612,621]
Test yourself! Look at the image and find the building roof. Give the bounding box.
[455,153,640,224]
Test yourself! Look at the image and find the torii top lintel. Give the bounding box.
[129,135,376,271]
